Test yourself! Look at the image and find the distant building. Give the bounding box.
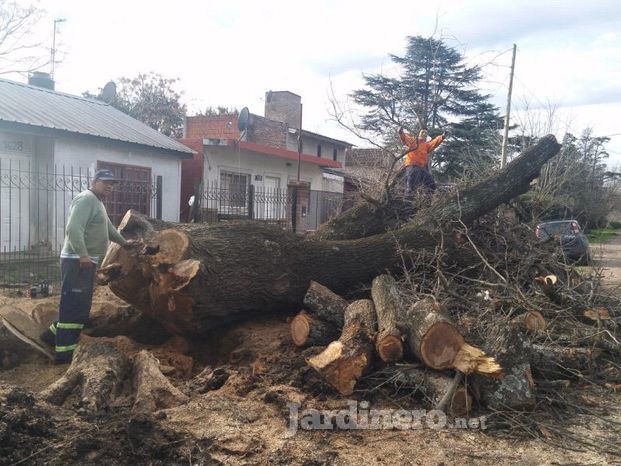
[179,91,353,223]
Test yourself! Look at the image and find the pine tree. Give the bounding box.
[352,36,502,178]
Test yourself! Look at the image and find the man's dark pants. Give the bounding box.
[405,165,436,197]
[41,258,95,363]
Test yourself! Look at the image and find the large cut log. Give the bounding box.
[290,310,340,347]
[371,275,404,362]
[471,328,535,411]
[307,300,377,395]
[302,281,349,327]
[100,136,561,334]
[377,365,472,417]
[531,344,602,380]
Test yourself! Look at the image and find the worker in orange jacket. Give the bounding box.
[398,127,445,197]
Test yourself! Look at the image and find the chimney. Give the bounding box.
[28,71,55,90]
[265,90,301,128]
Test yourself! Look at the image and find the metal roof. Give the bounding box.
[0,78,193,157]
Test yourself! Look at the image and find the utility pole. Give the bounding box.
[50,18,66,78]
[297,103,303,181]
[501,43,517,168]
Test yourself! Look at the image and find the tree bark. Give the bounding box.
[302,281,349,328]
[290,310,340,347]
[371,275,404,362]
[531,344,602,380]
[471,328,536,411]
[307,300,377,395]
[99,136,561,335]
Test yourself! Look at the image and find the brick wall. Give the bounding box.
[265,91,301,128]
[185,115,240,140]
[247,114,288,148]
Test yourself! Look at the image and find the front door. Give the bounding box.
[97,161,152,225]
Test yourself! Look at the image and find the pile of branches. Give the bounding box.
[289,209,621,452]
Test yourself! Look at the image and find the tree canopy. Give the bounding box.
[352,36,502,178]
[85,72,187,138]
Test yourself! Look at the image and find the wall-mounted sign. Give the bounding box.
[3,140,24,152]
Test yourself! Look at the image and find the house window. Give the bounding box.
[317,144,322,157]
[97,161,151,226]
[333,148,338,161]
[220,170,249,207]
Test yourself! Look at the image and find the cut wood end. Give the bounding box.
[307,341,343,371]
[290,313,311,347]
[377,335,404,362]
[525,310,547,331]
[170,259,201,291]
[452,343,503,377]
[147,229,190,265]
[583,308,611,321]
[420,321,465,370]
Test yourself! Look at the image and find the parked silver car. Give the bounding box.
[535,220,592,264]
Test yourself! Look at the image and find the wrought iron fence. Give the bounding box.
[0,162,160,289]
[194,182,344,231]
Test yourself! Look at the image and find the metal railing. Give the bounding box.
[194,182,344,231]
[0,163,160,289]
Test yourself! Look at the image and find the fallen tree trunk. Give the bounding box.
[100,136,561,334]
[371,275,404,362]
[307,300,377,395]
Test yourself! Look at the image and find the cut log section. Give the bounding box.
[404,299,464,369]
[511,310,547,332]
[307,300,377,395]
[302,281,349,328]
[531,344,602,380]
[471,328,535,411]
[404,298,501,376]
[371,275,404,362]
[379,366,472,417]
[290,310,340,347]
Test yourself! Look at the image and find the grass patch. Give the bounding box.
[587,228,619,243]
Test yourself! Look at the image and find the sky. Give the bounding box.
[6,0,621,167]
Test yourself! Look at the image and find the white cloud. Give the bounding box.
[5,0,618,165]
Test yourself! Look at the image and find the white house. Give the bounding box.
[0,75,193,252]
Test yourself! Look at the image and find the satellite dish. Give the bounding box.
[237,107,250,132]
[100,81,117,103]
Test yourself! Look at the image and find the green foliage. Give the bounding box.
[85,72,187,138]
[351,36,502,178]
[517,129,614,228]
[587,228,618,244]
[609,220,621,229]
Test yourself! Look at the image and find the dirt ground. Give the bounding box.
[593,232,621,287]
[1,270,620,464]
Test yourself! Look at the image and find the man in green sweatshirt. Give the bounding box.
[40,169,131,363]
